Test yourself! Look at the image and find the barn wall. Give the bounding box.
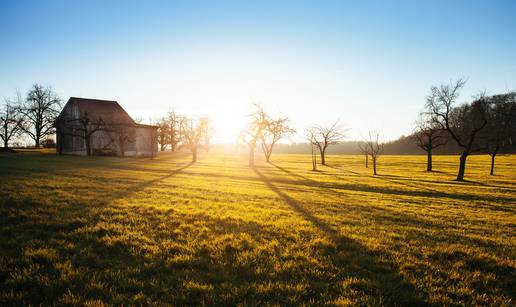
[57,100,158,157]
[110,127,137,156]
[133,127,158,157]
[57,102,87,155]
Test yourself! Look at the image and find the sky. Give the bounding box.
[1,0,515,143]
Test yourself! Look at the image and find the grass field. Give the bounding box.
[0,150,515,305]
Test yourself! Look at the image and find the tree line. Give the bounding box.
[415,79,515,180]
[2,80,514,181]
[233,80,515,181]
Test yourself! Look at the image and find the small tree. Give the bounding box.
[58,111,106,156]
[483,92,516,175]
[168,111,184,152]
[110,125,135,157]
[260,116,294,163]
[364,132,383,175]
[306,120,346,165]
[310,142,318,171]
[0,94,24,148]
[413,114,447,171]
[358,142,369,168]
[180,117,207,162]
[241,104,268,167]
[156,118,170,151]
[425,79,489,181]
[305,129,318,171]
[199,117,213,152]
[19,84,62,147]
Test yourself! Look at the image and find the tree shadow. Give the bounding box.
[251,166,429,305]
[0,196,283,305]
[325,164,361,175]
[373,175,441,194]
[275,164,515,205]
[100,161,195,203]
[269,162,319,183]
[422,170,448,174]
[326,164,440,193]
[0,150,191,181]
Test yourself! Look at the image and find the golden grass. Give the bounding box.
[0,151,515,305]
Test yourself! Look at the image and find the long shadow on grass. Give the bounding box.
[250,165,516,212]
[177,170,515,213]
[269,162,316,182]
[267,165,516,301]
[326,164,443,194]
[380,174,516,192]
[0,151,192,186]
[252,166,428,305]
[268,166,516,252]
[101,161,194,203]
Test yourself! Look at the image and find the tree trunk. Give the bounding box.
[490,154,496,176]
[365,154,369,168]
[57,133,62,155]
[170,131,176,152]
[249,146,255,167]
[372,157,377,175]
[311,145,317,171]
[265,151,271,163]
[456,152,468,181]
[85,136,91,156]
[192,147,197,162]
[426,149,432,172]
[35,128,41,148]
[2,123,6,147]
[320,149,326,166]
[120,141,125,157]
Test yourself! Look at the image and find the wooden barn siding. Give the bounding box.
[134,127,158,156]
[57,101,158,157]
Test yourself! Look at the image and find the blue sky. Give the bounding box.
[1,0,515,142]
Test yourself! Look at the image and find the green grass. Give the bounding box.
[0,150,515,305]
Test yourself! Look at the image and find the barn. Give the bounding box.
[56,97,158,157]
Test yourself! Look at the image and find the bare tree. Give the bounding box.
[199,117,213,152]
[310,142,318,171]
[358,142,369,168]
[180,117,208,162]
[305,129,318,170]
[110,125,135,157]
[425,79,489,181]
[57,111,106,156]
[241,105,268,167]
[156,117,170,151]
[306,120,346,165]
[19,84,62,147]
[260,116,294,163]
[168,111,185,152]
[483,92,516,175]
[304,130,319,171]
[1,94,24,148]
[413,114,447,171]
[364,131,383,175]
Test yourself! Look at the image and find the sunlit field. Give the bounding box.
[0,151,515,305]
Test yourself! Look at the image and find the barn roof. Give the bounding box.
[64,97,135,125]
